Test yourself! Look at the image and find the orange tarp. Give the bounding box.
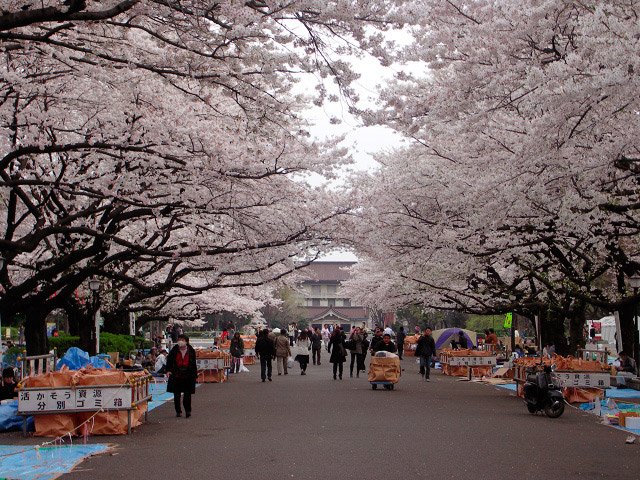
[441,348,495,357]
[196,350,226,358]
[442,365,493,377]
[512,355,608,372]
[563,387,603,404]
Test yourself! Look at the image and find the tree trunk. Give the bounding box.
[540,308,569,356]
[78,312,95,355]
[64,296,98,356]
[65,299,82,336]
[103,310,127,335]
[568,301,587,356]
[24,305,49,355]
[619,302,636,358]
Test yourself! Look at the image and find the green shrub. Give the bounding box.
[184,331,205,338]
[99,332,136,356]
[48,335,79,356]
[6,345,23,357]
[2,345,24,366]
[48,333,151,357]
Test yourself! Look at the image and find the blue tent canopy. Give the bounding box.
[433,328,476,350]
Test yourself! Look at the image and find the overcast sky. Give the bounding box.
[301,44,408,262]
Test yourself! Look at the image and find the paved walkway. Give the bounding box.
[4,356,640,479]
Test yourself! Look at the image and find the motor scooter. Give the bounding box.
[523,365,565,418]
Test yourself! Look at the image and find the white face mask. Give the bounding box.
[177,340,187,348]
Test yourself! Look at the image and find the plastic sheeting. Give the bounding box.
[56,348,111,370]
[0,444,109,480]
[147,382,173,412]
[0,401,34,432]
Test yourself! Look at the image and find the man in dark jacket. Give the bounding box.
[415,328,437,381]
[369,328,383,354]
[166,334,198,417]
[170,324,179,345]
[615,351,638,388]
[255,329,276,382]
[311,327,323,365]
[374,334,397,354]
[396,326,406,360]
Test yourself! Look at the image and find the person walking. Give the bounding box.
[415,328,437,381]
[328,326,347,380]
[311,327,322,365]
[288,323,296,347]
[311,327,323,365]
[294,330,311,375]
[321,324,331,351]
[275,329,291,375]
[166,334,197,418]
[230,332,245,373]
[255,329,275,382]
[170,324,179,346]
[396,326,406,360]
[348,326,366,378]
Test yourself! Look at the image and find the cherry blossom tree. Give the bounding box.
[0,0,409,353]
[347,1,640,354]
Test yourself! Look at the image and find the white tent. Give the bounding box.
[595,316,617,344]
[588,315,640,352]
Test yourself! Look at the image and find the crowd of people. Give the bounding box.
[251,324,439,382]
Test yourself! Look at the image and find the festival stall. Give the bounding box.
[216,334,257,365]
[439,349,497,377]
[17,367,150,436]
[240,335,257,365]
[195,350,230,383]
[403,335,419,357]
[512,355,611,403]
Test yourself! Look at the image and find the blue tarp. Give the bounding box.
[0,444,109,480]
[148,382,173,412]
[56,347,111,370]
[496,383,518,391]
[0,401,34,433]
[604,388,640,399]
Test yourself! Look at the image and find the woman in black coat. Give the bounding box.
[328,327,347,380]
[166,333,197,417]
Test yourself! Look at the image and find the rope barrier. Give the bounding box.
[0,374,148,460]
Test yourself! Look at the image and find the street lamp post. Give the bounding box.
[628,274,640,365]
[89,277,101,356]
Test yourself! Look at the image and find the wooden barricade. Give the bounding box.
[512,355,610,402]
[438,349,496,377]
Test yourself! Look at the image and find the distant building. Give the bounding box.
[299,261,370,331]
